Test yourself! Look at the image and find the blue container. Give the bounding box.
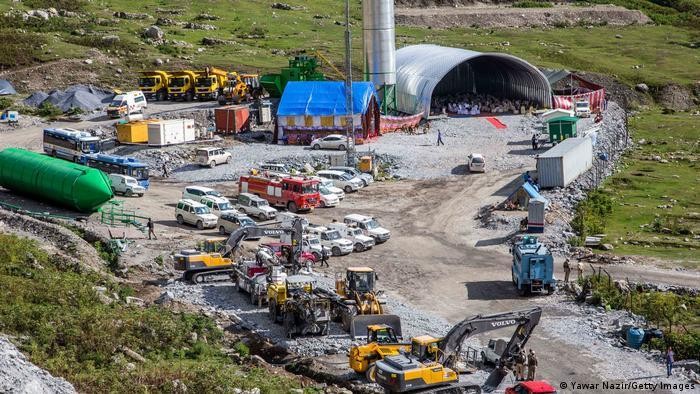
[627,327,645,349]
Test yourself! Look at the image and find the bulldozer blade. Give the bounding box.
[350,314,402,339]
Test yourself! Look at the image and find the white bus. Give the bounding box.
[43,128,101,162]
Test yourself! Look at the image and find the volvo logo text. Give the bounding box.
[491,320,517,327]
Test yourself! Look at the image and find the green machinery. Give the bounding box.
[98,200,148,231]
[260,56,326,98]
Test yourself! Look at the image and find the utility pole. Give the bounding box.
[343,0,354,167]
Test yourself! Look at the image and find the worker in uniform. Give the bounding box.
[527,349,537,380]
[563,258,571,283]
[577,261,584,281]
[515,347,526,381]
[147,218,157,240]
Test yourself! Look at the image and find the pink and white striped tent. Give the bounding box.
[552,74,606,113]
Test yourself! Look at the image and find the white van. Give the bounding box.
[196,147,231,168]
[200,195,237,217]
[108,174,145,197]
[107,91,147,119]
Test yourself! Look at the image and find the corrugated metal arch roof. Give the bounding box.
[396,45,552,117]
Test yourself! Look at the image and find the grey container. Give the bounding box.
[536,137,593,188]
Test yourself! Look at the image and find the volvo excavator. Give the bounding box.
[174,218,305,283]
[374,307,542,394]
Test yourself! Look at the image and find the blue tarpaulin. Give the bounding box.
[0,80,16,96]
[277,81,377,116]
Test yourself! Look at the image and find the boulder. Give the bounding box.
[635,83,649,93]
[30,10,50,20]
[143,25,164,41]
[154,290,174,305]
[101,35,121,46]
[153,58,164,66]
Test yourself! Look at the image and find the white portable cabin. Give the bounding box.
[536,137,593,188]
[540,108,575,123]
[147,119,195,146]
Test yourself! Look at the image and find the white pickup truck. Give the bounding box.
[306,225,354,256]
[235,192,277,220]
[327,222,375,252]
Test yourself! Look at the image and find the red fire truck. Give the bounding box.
[238,174,320,213]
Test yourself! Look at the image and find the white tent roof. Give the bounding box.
[395,45,552,117]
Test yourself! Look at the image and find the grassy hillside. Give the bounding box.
[0,0,698,93]
[0,233,303,393]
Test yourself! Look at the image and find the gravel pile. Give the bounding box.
[0,337,76,394]
[24,84,114,112]
[539,295,698,385]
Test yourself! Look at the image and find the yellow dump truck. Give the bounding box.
[195,67,228,101]
[138,70,171,101]
[168,70,199,101]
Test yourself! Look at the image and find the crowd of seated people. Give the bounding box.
[431,93,536,116]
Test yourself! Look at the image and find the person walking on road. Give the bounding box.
[577,261,584,281]
[531,134,538,150]
[666,347,674,377]
[515,347,526,381]
[436,129,444,146]
[147,218,157,240]
[161,163,169,178]
[320,246,329,268]
[563,258,571,283]
[527,349,537,381]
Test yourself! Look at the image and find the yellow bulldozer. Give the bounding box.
[218,72,261,105]
[348,324,411,382]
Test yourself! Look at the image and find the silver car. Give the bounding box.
[310,134,354,151]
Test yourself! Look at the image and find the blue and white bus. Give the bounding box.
[83,154,150,189]
[43,128,101,162]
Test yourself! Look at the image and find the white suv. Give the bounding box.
[343,214,391,243]
[200,195,237,217]
[329,166,373,187]
[316,170,363,193]
[306,225,353,256]
[182,186,229,203]
[235,192,277,220]
[196,147,231,168]
[327,222,375,252]
[175,199,218,229]
[318,186,340,208]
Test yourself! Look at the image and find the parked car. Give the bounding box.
[217,212,258,237]
[306,225,354,256]
[327,222,375,252]
[505,381,557,394]
[261,242,318,263]
[329,166,373,187]
[343,214,391,243]
[182,186,229,203]
[468,153,485,173]
[316,170,363,193]
[318,186,340,207]
[108,174,145,197]
[175,199,218,229]
[574,101,591,118]
[480,338,508,365]
[259,162,291,174]
[196,147,231,168]
[311,177,345,200]
[310,134,353,151]
[303,234,331,260]
[235,192,278,220]
[200,195,237,217]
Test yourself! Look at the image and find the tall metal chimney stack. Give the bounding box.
[363,0,396,114]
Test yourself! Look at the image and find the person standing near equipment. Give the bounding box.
[577,261,584,281]
[320,245,329,268]
[563,258,571,283]
[527,349,537,380]
[436,129,444,146]
[147,218,157,240]
[515,347,526,381]
[531,134,537,150]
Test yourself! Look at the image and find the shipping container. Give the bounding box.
[116,120,158,143]
[527,198,546,233]
[215,105,250,134]
[536,137,593,188]
[147,119,195,146]
[0,148,113,212]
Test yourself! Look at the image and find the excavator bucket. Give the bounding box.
[481,367,510,393]
[350,314,402,340]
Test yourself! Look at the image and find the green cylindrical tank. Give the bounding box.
[0,148,114,212]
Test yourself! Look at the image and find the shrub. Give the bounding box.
[512,1,554,7]
[24,0,87,12]
[36,102,63,117]
[0,30,45,68]
[571,190,613,240]
[0,97,13,111]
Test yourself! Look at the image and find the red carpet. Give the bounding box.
[485,117,507,129]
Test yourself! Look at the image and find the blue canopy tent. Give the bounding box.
[275,81,380,145]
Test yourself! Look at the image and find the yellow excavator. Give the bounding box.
[349,324,411,382]
[374,307,542,393]
[217,72,261,105]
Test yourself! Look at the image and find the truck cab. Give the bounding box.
[511,236,555,296]
[328,222,375,252]
[138,70,170,101]
[195,67,228,100]
[306,225,353,256]
[168,70,199,101]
